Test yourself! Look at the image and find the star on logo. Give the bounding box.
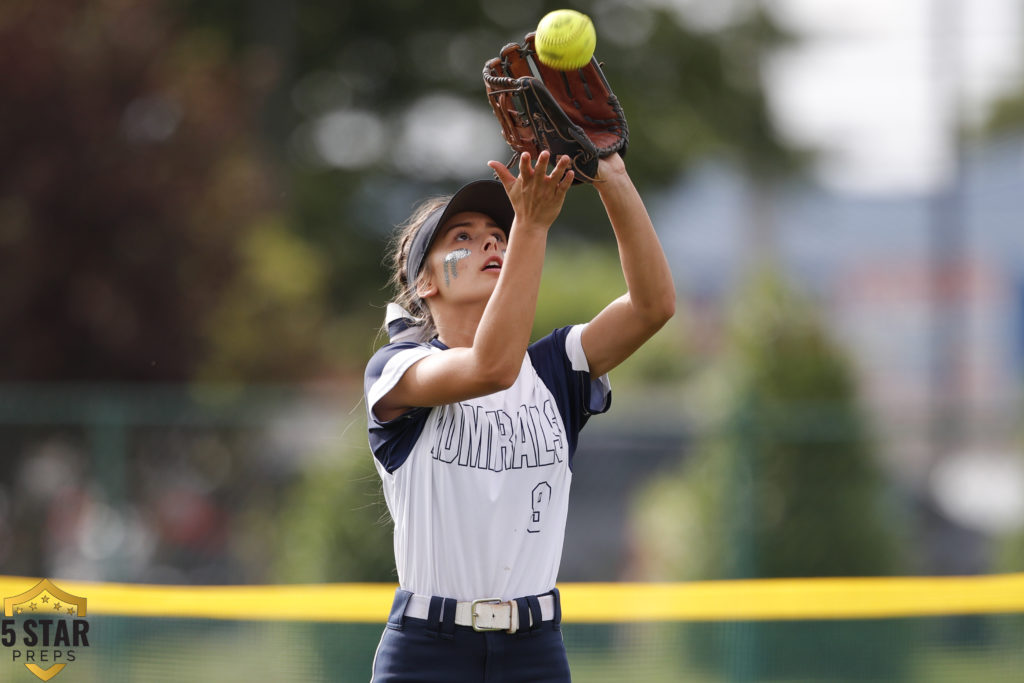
[53,602,62,612]
[66,607,74,615]
[29,602,38,611]
[41,595,49,604]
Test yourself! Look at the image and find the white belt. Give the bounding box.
[404,594,555,633]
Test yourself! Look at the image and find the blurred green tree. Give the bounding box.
[982,80,1024,136]
[275,437,396,583]
[629,268,907,580]
[0,0,337,381]
[627,268,913,679]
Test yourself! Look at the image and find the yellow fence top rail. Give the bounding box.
[1,573,1022,623]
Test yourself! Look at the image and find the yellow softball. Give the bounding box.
[534,9,596,71]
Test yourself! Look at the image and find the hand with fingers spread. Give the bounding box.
[488,150,574,232]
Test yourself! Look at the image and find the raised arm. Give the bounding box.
[373,152,573,422]
[581,153,676,378]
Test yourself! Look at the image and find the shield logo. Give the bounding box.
[4,579,88,681]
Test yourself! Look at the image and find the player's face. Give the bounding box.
[424,211,507,302]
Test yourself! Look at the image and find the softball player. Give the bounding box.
[364,150,674,682]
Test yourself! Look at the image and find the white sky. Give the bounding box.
[765,0,1023,195]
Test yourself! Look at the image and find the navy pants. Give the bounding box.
[371,589,571,682]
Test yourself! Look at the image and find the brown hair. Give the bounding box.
[382,194,452,343]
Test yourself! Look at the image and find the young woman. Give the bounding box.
[364,150,675,682]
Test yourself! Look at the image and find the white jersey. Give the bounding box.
[364,324,611,602]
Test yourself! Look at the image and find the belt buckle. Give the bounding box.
[470,597,505,632]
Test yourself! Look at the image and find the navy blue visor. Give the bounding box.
[405,180,514,291]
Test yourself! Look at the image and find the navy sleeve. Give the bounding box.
[364,342,434,474]
[527,326,611,465]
